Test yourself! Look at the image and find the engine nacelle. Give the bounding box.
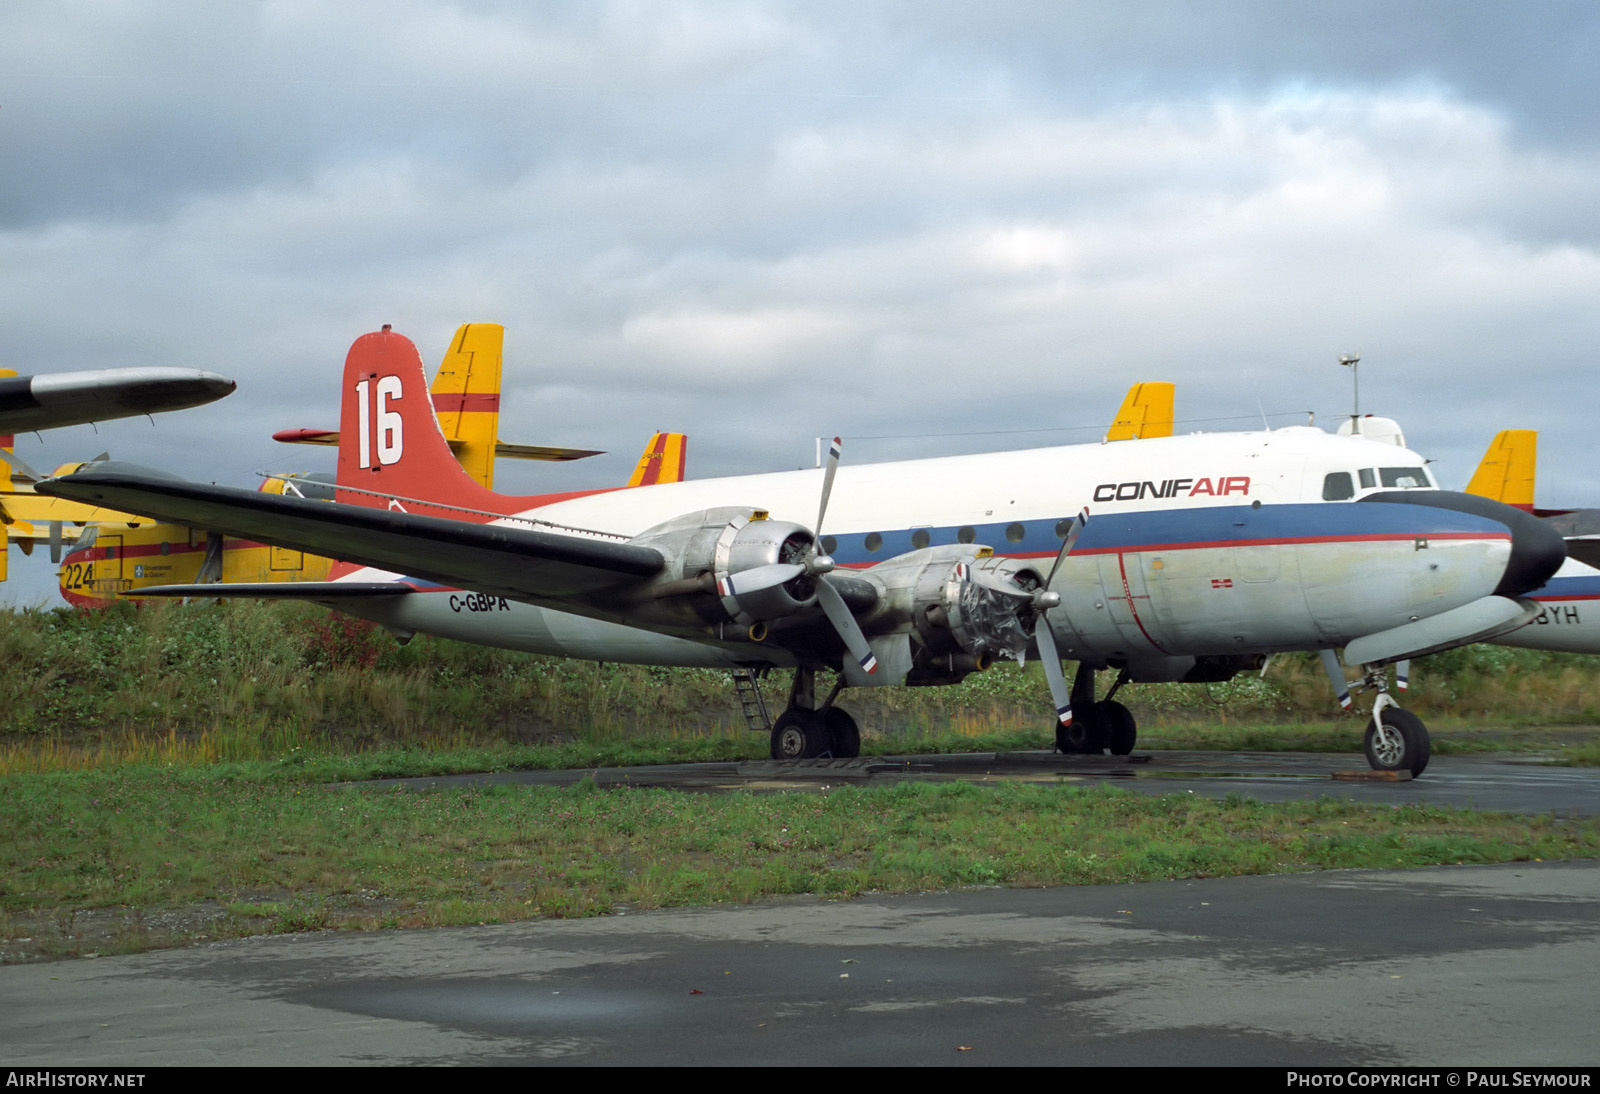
[853,545,1047,671]
[624,506,820,628]
[921,553,1045,664]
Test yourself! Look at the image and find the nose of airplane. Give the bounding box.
[1361,490,1566,598]
[1494,503,1568,597]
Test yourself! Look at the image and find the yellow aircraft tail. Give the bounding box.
[1465,429,1537,512]
[1,367,14,580]
[1105,381,1175,441]
[627,431,688,487]
[430,322,505,491]
[1,452,10,585]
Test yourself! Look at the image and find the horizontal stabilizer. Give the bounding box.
[273,428,603,462]
[131,581,415,600]
[491,442,605,462]
[1343,595,1538,666]
[37,470,667,606]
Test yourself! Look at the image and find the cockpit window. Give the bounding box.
[1380,467,1431,488]
[1322,472,1355,501]
[1359,468,1377,489]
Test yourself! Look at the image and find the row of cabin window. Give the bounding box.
[820,518,1077,556]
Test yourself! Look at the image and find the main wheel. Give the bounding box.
[1056,704,1105,753]
[1363,707,1430,777]
[771,709,837,760]
[1102,699,1137,756]
[823,707,861,758]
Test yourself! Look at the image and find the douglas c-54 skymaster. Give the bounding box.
[38,328,1566,777]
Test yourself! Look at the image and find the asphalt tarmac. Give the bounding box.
[3,749,1598,1067]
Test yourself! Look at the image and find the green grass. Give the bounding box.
[4,766,1595,960]
[5,601,1599,962]
[6,600,1600,775]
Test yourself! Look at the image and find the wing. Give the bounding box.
[37,470,665,605]
[0,368,235,433]
[131,581,416,600]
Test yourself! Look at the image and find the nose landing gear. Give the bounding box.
[1362,689,1430,777]
[1321,651,1431,777]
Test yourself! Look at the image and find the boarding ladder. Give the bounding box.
[730,667,773,733]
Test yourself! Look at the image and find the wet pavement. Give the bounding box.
[4,859,1597,1066]
[6,749,1598,1066]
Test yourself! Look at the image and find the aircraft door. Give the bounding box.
[1093,551,1164,655]
[94,535,130,599]
[269,545,304,572]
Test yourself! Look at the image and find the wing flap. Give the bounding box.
[37,471,666,604]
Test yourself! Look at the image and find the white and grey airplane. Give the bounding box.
[37,328,1566,777]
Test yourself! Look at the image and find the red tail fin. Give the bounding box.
[335,327,538,521]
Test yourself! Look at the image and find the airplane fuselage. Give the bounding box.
[1494,559,1600,654]
[339,425,1529,677]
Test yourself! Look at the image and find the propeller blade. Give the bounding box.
[1045,507,1089,587]
[48,521,62,565]
[817,576,877,675]
[717,562,805,599]
[1319,649,1353,710]
[816,436,841,535]
[1033,616,1072,725]
[1396,659,1410,692]
[0,447,45,484]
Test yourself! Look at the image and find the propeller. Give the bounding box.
[1032,508,1088,726]
[714,438,841,602]
[963,508,1087,726]
[817,576,878,674]
[715,438,879,674]
[1318,648,1353,710]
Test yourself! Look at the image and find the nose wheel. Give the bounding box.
[1320,653,1433,777]
[1363,695,1430,777]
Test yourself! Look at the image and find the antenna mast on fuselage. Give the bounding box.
[1338,353,1361,434]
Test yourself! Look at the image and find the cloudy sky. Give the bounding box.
[4,1,1599,605]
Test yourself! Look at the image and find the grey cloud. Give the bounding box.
[3,0,1600,608]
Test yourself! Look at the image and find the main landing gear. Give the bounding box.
[1055,664,1138,757]
[768,666,862,760]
